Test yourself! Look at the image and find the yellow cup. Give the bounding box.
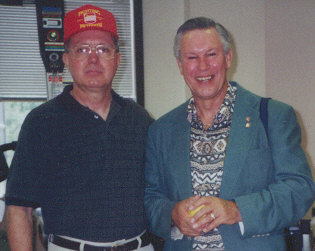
[189,205,205,217]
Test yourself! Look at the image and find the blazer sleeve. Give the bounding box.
[235,100,315,238]
[144,125,177,239]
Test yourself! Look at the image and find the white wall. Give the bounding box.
[142,0,187,119]
[143,0,315,217]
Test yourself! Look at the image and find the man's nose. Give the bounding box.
[88,49,99,63]
[198,57,209,70]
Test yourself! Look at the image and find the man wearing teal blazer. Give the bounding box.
[144,17,315,251]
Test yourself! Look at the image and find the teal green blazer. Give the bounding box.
[145,83,315,251]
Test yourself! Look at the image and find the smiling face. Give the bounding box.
[63,30,120,93]
[177,28,232,103]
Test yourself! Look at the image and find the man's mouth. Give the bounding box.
[196,75,214,81]
[86,69,102,74]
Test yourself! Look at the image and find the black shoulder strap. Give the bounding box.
[0,152,8,182]
[0,141,17,182]
[260,97,271,139]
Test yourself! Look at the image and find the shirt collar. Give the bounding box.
[187,82,237,130]
[60,84,123,120]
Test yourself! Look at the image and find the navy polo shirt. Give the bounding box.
[6,85,154,242]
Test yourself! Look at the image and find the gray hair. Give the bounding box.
[174,17,231,60]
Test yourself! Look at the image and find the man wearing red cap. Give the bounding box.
[6,5,154,251]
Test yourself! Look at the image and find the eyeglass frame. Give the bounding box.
[67,44,119,61]
[64,35,120,61]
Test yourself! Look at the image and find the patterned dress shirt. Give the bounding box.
[187,83,237,250]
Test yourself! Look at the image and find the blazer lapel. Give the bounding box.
[168,103,193,200]
[220,85,260,198]
[172,121,193,199]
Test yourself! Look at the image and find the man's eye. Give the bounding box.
[207,53,216,57]
[77,47,89,54]
[97,47,110,54]
[187,56,197,60]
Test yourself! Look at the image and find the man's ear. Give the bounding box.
[176,58,184,75]
[116,52,121,69]
[225,49,232,69]
[62,53,69,69]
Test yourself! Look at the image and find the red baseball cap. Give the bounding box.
[64,4,118,43]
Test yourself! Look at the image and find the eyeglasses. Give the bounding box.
[69,44,117,60]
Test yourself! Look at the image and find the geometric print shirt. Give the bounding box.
[187,83,237,251]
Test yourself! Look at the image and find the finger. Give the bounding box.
[183,224,204,236]
[180,218,204,236]
[197,195,216,206]
[190,211,215,231]
[202,215,222,233]
[187,195,202,209]
[189,197,211,216]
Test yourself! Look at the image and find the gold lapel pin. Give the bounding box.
[245,116,251,128]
